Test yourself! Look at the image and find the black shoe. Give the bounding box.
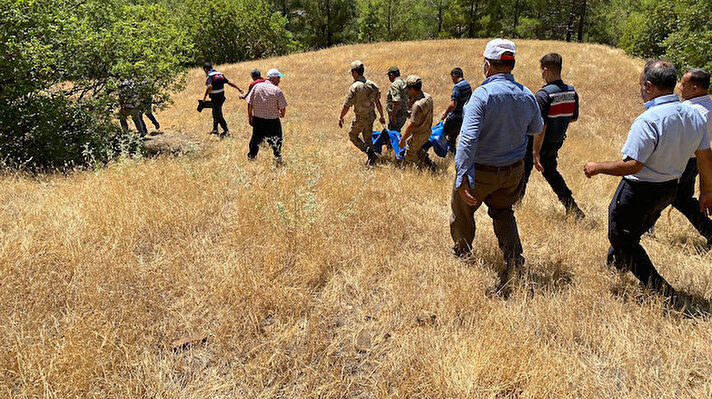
[219,130,230,138]
[209,130,219,135]
[154,122,160,130]
[365,149,378,166]
[563,197,585,220]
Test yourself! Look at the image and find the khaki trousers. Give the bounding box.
[404,131,431,165]
[349,116,376,152]
[450,160,525,263]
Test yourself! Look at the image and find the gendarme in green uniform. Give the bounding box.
[343,74,381,153]
[387,76,409,132]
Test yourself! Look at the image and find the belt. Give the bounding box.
[474,159,523,172]
[623,177,678,186]
[210,89,225,94]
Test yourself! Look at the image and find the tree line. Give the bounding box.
[1,0,709,170]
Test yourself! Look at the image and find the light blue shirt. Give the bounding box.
[622,94,710,182]
[455,74,544,188]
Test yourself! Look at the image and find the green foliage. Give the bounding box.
[181,0,299,65]
[619,0,712,74]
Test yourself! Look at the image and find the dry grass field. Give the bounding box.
[2,39,712,398]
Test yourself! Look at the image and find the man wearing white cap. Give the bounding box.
[245,68,288,163]
[451,39,545,287]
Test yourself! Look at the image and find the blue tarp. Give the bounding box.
[371,122,450,160]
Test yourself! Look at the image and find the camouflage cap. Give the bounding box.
[405,75,422,87]
[351,60,364,71]
[387,66,400,75]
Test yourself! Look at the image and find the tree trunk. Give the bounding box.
[577,0,587,42]
[326,0,332,46]
[387,0,392,35]
[438,1,443,33]
[565,0,576,42]
[513,0,520,36]
[468,0,479,38]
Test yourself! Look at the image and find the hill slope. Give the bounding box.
[2,39,712,397]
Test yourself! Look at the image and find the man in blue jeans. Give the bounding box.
[584,60,712,300]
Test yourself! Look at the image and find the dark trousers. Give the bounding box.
[249,116,283,159]
[443,112,463,154]
[450,160,525,263]
[522,137,574,203]
[607,178,678,294]
[671,158,712,243]
[209,93,228,132]
[143,111,159,129]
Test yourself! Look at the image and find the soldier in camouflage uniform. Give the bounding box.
[118,79,148,136]
[339,60,386,165]
[398,75,435,169]
[386,66,409,132]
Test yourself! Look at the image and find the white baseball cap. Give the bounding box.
[480,39,516,61]
[267,68,285,78]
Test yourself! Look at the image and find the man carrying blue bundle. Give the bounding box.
[451,39,544,287]
[440,67,472,155]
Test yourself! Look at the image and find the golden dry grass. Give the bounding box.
[2,39,712,398]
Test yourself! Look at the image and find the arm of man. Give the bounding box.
[532,127,546,172]
[247,103,253,126]
[454,95,485,206]
[375,98,386,126]
[340,86,354,128]
[695,148,712,215]
[202,84,212,101]
[399,102,422,148]
[338,105,349,128]
[442,100,457,120]
[391,101,400,123]
[584,157,644,178]
[227,82,244,94]
[399,121,414,149]
[570,91,580,122]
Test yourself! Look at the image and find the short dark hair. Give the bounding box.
[389,70,400,77]
[540,53,562,73]
[686,67,711,90]
[643,60,677,91]
[203,62,213,71]
[352,65,365,75]
[487,53,516,70]
[451,67,464,78]
[250,68,261,79]
[408,82,422,91]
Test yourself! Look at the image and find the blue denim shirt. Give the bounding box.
[622,94,710,183]
[455,74,544,188]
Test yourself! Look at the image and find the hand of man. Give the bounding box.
[338,118,344,128]
[379,116,386,125]
[398,137,406,149]
[534,154,544,172]
[248,116,253,126]
[458,183,480,207]
[441,112,447,121]
[700,191,712,216]
[583,162,599,178]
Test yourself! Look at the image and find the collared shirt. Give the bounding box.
[409,92,434,136]
[536,80,579,143]
[246,80,288,120]
[206,70,229,94]
[451,79,472,114]
[387,77,409,116]
[622,94,709,182]
[455,74,544,188]
[246,78,267,96]
[344,76,380,119]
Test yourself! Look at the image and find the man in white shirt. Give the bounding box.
[676,68,712,247]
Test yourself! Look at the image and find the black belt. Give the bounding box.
[623,177,678,187]
[475,159,523,172]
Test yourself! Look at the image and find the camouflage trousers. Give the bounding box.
[119,107,147,136]
[349,116,376,152]
[388,113,407,132]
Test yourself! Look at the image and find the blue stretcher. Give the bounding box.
[371,122,450,160]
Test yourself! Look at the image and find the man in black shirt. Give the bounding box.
[522,53,585,219]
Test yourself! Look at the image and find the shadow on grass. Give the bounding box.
[609,274,712,319]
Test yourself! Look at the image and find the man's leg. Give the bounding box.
[483,163,525,266]
[540,144,584,218]
[450,184,483,256]
[672,158,712,243]
[248,117,265,159]
[119,109,130,132]
[130,110,147,136]
[349,119,370,152]
[520,136,534,200]
[443,114,462,155]
[404,133,430,166]
[266,119,283,160]
[607,179,677,295]
[145,111,160,130]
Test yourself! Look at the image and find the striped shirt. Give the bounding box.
[246,80,288,120]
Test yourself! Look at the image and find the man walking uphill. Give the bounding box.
[584,61,712,301]
[339,60,386,166]
[671,67,712,247]
[451,39,544,286]
[440,67,472,154]
[246,68,288,163]
[202,62,243,136]
[522,53,585,219]
[386,66,409,132]
[398,75,435,169]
